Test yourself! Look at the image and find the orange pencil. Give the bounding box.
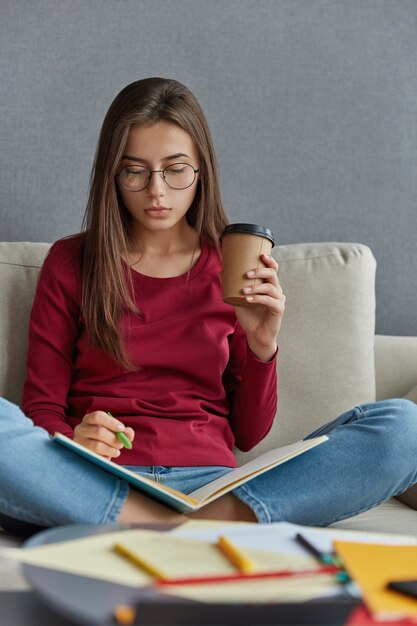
[216,535,256,574]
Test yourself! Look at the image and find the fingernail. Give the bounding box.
[247,270,255,277]
[246,295,254,301]
[243,286,252,293]
[116,423,125,431]
[263,254,270,259]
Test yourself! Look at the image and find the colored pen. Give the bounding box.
[294,533,349,583]
[107,412,132,449]
[155,565,339,587]
[217,535,256,574]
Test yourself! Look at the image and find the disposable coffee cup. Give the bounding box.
[221,223,275,306]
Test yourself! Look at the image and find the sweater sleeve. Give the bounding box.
[22,239,82,437]
[223,322,278,451]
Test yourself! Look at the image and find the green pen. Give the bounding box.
[107,412,132,450]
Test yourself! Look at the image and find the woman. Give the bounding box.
[1,77,417,534]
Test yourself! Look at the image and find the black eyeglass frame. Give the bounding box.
[116,163,200,192]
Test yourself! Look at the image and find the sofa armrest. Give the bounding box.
[375,335,417,511]
[375,335,417,400]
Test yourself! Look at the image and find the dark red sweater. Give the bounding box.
[22,234,277,467]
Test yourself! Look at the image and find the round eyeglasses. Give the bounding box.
[117,163,200,192]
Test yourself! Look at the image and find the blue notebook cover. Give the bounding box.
[53,433,196,513]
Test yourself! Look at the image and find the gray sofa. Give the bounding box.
[1,239,417,589]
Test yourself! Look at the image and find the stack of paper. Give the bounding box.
[4,521,417,608]
[1,522,340,604]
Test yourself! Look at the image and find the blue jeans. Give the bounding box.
[1,397,417,529]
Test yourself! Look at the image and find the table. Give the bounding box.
[0,591,76,626]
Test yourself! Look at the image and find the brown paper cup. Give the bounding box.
[221,224,275,306]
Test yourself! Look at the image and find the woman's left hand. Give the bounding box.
[233,254,285,361]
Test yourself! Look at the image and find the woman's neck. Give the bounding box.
[126,225,201,278]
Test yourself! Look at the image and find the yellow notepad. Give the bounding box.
[333,541,417,620]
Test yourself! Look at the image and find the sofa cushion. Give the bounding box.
[236,242,377,462]
[331,498,417,534]
[404,382,417,404]
[0,242,51,405]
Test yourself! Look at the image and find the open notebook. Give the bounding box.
[53,433,328,513]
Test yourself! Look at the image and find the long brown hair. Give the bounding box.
[81,77,228,369]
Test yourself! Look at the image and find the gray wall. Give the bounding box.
[1,0,416,337]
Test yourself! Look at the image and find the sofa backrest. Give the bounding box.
[0,240,377,460]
